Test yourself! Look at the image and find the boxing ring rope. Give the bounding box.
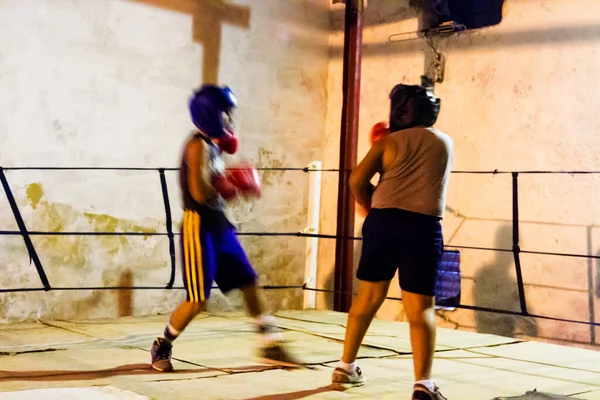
[1,166,600,331]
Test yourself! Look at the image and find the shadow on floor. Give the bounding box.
[243,385,338,400]
[0,363,272,382]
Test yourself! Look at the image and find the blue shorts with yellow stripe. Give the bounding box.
[181,208,258,303]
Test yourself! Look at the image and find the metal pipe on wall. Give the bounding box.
[334,0,363,312]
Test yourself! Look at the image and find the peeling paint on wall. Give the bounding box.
[257,147,285,186]
[0,182,172,322]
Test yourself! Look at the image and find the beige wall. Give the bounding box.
[319,0,600,348]
[0,0,330,322]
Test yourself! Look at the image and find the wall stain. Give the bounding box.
[25,185,87,269]
[471,66,496,87]
[257,147,285,186]
[1,182,169,322]
[117,270,134,317]
[512,80,532,98]
[300,71,314,92]
[26,183,44,210]
[83,212,157,240]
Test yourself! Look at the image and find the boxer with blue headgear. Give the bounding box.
[149,85,300,372]
[189,85,239,154]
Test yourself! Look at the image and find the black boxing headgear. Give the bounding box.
[389,84,441,131]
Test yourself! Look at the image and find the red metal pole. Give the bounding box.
[334,0,363,313]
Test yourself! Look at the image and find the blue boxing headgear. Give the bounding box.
[188,85,238,138]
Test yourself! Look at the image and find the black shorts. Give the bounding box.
[356,208,444,296]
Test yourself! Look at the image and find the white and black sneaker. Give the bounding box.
[331,365,365,389]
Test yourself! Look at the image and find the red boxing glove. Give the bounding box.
[227,163,261,198]
[213,174,238,201]
[369,121,390,145]
[218,134,238,155]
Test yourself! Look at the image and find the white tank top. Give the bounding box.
[371,127,453,218]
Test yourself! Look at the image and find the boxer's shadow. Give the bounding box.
[472,224,538,338]
[0,364,214,382]
[243,385,336,400]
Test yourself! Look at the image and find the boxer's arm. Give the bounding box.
[349,139,385,209]
[186,139,218,205]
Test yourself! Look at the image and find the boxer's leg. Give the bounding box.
[397,213,446,399]
[215,220,300,366]
[332,209,399,387]
[151,210,216,372]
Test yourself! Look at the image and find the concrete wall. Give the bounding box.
[0,0,330,322]
[318,0,600,348]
